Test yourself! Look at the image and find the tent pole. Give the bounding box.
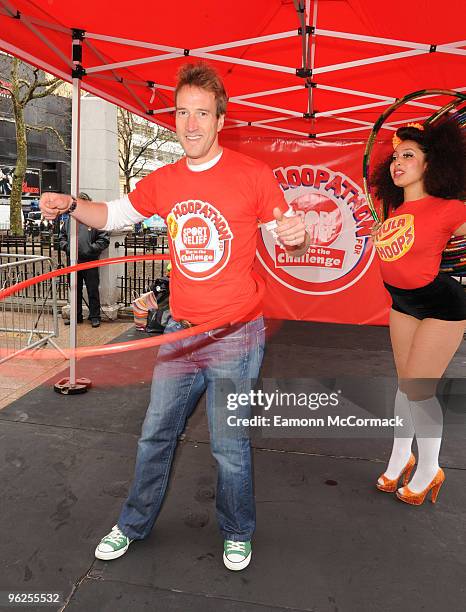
[87,31,183,52]
[191,51,296,74]
[252,117,301,125]
[317,83,440,110]
[86,52,180,74]
[251,124,310,138]
[230,97,386,118]
[315,28,465,57]
[148,106,176,116]
[197,30,296,52]
[314,49,426,75]
[229,98,302,117]
[437,47,466,56]
[317,126,382,138]
[315,100,389,117]
[332,116,385,128]
[294,0,307,72]
[307,0,318,119]
[1,0,73,67]
[91,74,175,92]
[315,28,429,50]
[85,38,177,117]
[54,30,90,395]
[68,36,84,389]
[87,28,296,53]
[84,40,149,113]
[234,85,302,100]
[86,47,295,75]
[68,75,80,388]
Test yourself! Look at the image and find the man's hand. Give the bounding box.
[40,192,72,220]
[273,207,308,249]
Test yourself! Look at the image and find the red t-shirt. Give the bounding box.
[375,196,466,289]
[128,147,287,324]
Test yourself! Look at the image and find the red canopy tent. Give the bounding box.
[1,0,464,138]
[1,1,465,384]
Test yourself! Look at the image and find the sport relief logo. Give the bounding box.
[257,164,374,295]
[375,214,414,262]
[167,199,233,280]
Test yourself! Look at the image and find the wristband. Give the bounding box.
[68,197,78,215]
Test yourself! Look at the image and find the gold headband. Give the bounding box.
[392,122,425,149]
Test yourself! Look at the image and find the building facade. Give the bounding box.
[0,54,72,209]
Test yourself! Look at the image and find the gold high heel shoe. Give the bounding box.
[396,468,445,506]
[376,453,416,493]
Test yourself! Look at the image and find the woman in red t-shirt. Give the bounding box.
[371,118,466,505]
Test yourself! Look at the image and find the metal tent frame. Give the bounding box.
[0,0,464,385]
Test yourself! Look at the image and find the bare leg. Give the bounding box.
[379,310,419,482]
[402,318,465,380]
[398,318,465,493]
[389,309,422,378]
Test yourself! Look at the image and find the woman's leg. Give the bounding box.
[379,310,419,482]
[389,309,422,377]
[399,318,465,493]
[402,318,465,380]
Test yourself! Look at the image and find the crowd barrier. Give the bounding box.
[0,253,66,364]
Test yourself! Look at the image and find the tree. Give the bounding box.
[118,108,181,194]
[0,56,68,235]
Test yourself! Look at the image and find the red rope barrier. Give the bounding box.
[0,255,265,359]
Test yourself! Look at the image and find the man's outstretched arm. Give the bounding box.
[40,193,108,228]
[40,193,146,230]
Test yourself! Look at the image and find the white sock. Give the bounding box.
[403,395,443,493]
[380,388,414,482]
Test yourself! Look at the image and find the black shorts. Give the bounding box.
[384,274,466,321]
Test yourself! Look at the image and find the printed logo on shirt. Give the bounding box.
[257,164,374,295]
[374,214,415,262]
[167,199,233,280]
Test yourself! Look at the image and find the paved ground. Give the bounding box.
[0,320,465,612]
[0,316,134,409]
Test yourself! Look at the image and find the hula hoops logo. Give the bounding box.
[167,199,233,280]
[257,164,374,295]
[375,214,415,262]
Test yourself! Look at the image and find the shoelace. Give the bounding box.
[104,529,126,545]
[226,541,246,553]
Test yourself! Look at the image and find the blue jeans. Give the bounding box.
[118,316,266,542]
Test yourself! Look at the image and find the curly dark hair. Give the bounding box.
[371,116,466,217]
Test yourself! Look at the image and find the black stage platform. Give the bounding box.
[1,321,465,612]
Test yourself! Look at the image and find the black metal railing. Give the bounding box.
[1,228,170,306]
[0,229,68,300]
[116,231,169,306]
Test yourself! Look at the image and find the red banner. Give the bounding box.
[221,135,390,326]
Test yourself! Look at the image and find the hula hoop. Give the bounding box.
[362,89,466,276]
[0,255,265,359]
[362,89,466,223]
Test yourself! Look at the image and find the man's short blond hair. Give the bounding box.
[175,62,228,117]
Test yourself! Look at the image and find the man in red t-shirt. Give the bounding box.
[40,62,309,571]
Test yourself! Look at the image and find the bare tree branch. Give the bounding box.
[1,56,69,235]
[19,65,39,105]
[29,82,62,101]
[26,124,71,151]
[36,77,61,88]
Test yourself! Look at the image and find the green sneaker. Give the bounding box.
[223,540,252,571]
[95,525,132,561]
